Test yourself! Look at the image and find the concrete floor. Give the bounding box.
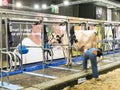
[0,53,120,90]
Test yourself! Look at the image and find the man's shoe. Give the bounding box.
[92,78,101,81]
[95,78,101,81]
[83,69,88,73]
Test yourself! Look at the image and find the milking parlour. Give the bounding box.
[0,0,120,90]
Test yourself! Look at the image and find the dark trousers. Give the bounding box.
[83,48,99,78]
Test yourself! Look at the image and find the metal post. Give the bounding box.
[41,17,46,74]
[5,17,10,85]
[12,0,15,10]
[66,20,71,68]
[86,21,88,30]
[19,24,23,70]
[25,22,29,37]
[0,12,3,86]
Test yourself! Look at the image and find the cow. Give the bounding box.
[50,25,98,66]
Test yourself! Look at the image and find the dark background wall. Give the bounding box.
[11,0,97,19]
[9,0,120,21]
[112,9,120,21]
[78,3,96,19]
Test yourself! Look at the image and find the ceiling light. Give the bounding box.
[64,0,69,6]
[16,2,22,8]
[42,4,47,9]
[34,4,39,10]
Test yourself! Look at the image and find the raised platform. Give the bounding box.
[0,51,120,90]
[32,59,120,90]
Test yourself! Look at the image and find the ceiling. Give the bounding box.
[9,0,120,11]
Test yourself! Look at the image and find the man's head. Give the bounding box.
[97,48,103,57]
[96,48,103,62]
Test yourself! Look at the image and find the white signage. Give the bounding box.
[0,0,2,6]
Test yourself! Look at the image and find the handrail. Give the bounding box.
[1,51,19,72]
[9,52,17,71]
[43,48,54,64]
[1,51,13,72]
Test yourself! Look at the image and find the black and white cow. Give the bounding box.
[50,25,98,66]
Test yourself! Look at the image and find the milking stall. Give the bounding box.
[0,0,120,90]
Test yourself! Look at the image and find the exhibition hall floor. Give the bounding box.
[0,52,120,90]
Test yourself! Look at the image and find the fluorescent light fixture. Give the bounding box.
[107,6,116,9]
[64,0,69,6]
[106,4,116,9]
[42,4,47,9]
[16,2,22,8]
[34,4,39,10]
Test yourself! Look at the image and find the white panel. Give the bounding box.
[107,8,112,21]
[16,38,65,64]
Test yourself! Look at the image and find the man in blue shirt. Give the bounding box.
[83,48,103,80]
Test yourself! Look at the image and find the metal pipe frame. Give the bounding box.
[0,11,119,62]
[51,44,69,46]
[1,51,13,72]
[44,48,54,64]
[7,22,36,25]
[0,9,120,27]
[2,18,42,25]
[43,20,67,24]
[9,52,17,71]
[0,9,67,19]
[1,51,18,85]
[0,12,3,86]
[8,18,41,22]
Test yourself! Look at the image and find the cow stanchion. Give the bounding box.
[0,18,49,89]
[69,25,80,66]
[43,44,53,64]
[0,18,24,88]
[43,24,54,64]
[101,23,120,57]
[41,24,53,74]
[1,51,22,86]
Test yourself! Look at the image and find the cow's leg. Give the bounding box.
[64,47,72,66]
[68,48,72,66]
[62,47,69,65]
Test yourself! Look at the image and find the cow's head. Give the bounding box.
[49,33,64,44]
